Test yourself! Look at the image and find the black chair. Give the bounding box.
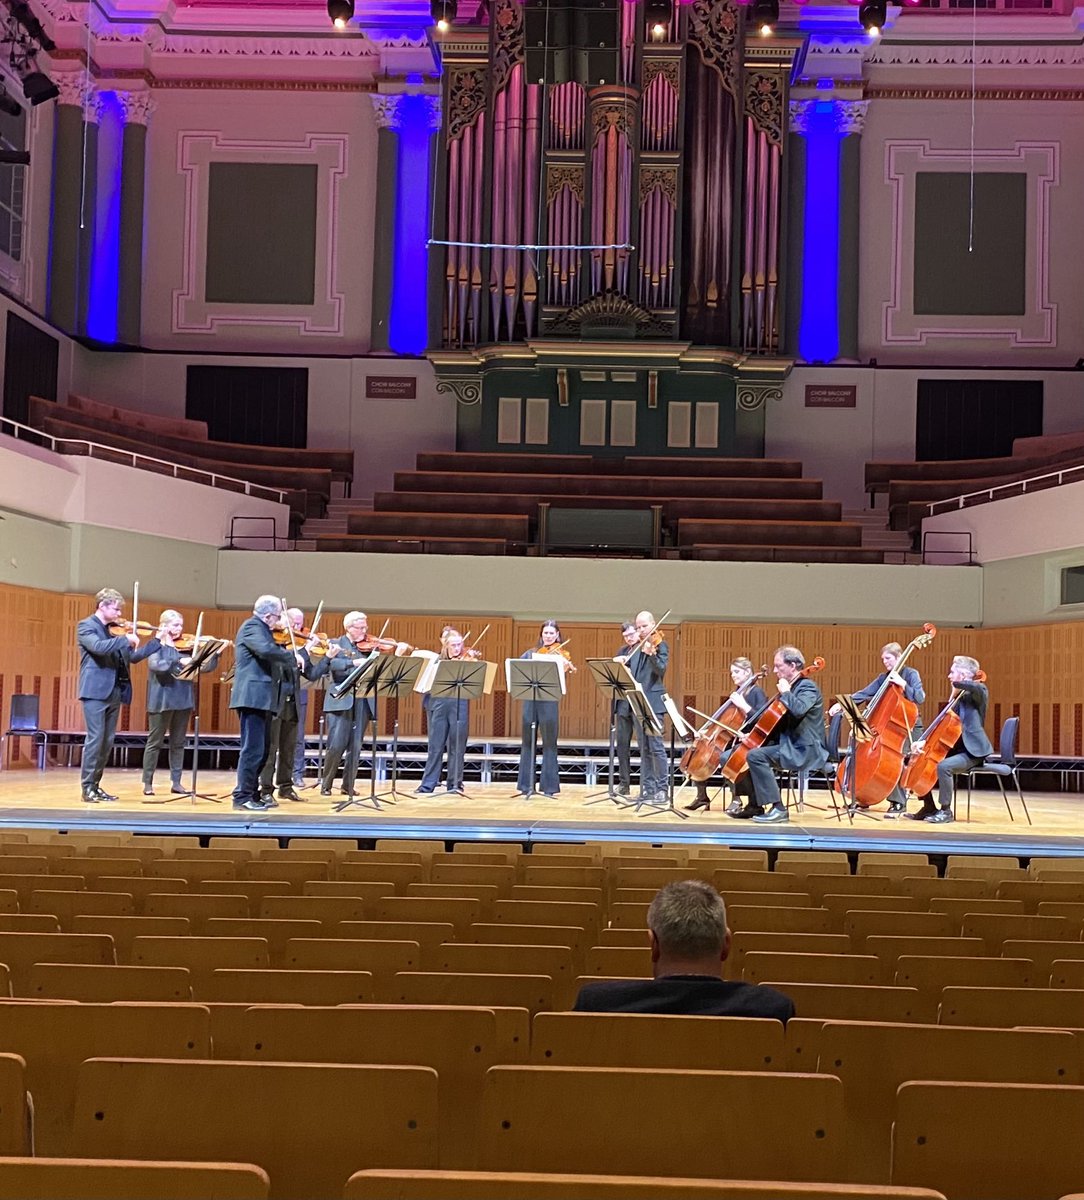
[1,694,46,771]
[784,711,845,820]
[961,715,1032,826]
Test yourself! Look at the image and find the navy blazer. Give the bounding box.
[146,643,220,713]
[323,635,378,717]
[228,616,299,713]
[627,638,668,716]
[574,975,794,1023]
[77,615,159,703]
[952,679,993,758]
[768,675,828,771]
[853,666,925,707]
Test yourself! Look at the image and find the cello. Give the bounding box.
[836,623,937,808]
[680,664,769,783]
[900,668,986,797]
[722,657,826,783]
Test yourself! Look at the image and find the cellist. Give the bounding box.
[905,654,991,824]
[829,641,926,818]
[685,657,768,813]
[729,645,828,824]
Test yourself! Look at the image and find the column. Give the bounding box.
[47,70,97,335]
[836,100,868,363]
[368,94,402,352]
[115,90,156,347]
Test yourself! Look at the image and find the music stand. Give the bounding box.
[626,688,687,820]
[506,657,565,801]
[424,658,491,798]
[584,658,639,806]
[145,639,224,806]
[371,653,427,802]
[332,653,388,813]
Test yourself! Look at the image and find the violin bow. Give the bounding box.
[131,580,140,636]
[622,609,671,663]
[279,597,300,658]
[308,600,325,640]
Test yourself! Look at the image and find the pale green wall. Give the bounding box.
[0,509,71,592]
[69,527,219,606]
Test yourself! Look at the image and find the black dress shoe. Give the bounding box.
[729,805,764,820]
[81,789,100,804]
[684,793,711,811]
[95,788,118,802]
[233,797,264,811]
[725,799,744,817]
[277,788,303,802]
[259,793,279,809]
[905,804,937,821]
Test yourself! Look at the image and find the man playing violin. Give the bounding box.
[142,609,221,797]
[612,622,639,797]
[321,611,410,797]
[77,587,162,803]
[905,654,991,824]
[732,645,828,824]
[626,610,670,807]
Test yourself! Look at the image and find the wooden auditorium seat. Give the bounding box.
[25,962,192,1002]
[388,971,555,1014]
[196,967,374,1005]
[0,1157,270,1200]
[0,1054,30,1156]
[0,931,115,992]
[66,392,210,439]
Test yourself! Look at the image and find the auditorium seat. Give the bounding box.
[25,962,191,1002]
[197,967,374,1005]
[938,985,1084,1028]
[0,1054,29,1156]
[388,971,554,1015]
[773,982,930,1023]
[0,1157,270,1200]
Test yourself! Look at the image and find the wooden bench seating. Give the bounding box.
[683,544,884,564]
[394,471,824,501]
[344,512,530,542]
[314,535,512,555]
[865,446,1084,497]
[677,518,863,548]
[68,391,210,440]
[415,452,805,479]
[889,470,1077,533]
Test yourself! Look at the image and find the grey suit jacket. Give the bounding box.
[228,616,298,713]
[322,635,378,717]
[77,615,159,704]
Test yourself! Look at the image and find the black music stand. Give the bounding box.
[584,658,639,806]
[333,653,387,813]
[424,658,490,798]
[371,653,427,802]
[627,689,687,820]
[507,657,565,801]
[145,639,224,806]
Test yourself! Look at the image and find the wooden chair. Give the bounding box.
[469,923,587,966]
[0,914,60,932]
[855,851,930,873]
[86,845,165,867]
[25,962,192,1002]
[960,913,1076,955]
[242,860,331,889]
[712,869,801,894]
[72,1058,438,1198]
[894,956,1035,1012]
[0,874,83,905]
[449,843,523,860]
[337,921,456,963]
[596,928,650,948]
[775,850,851,868]
[286,836,358,859]
[844,910,954,950]
[718,890,814,910]
[0,890,17,914]
[900,878,990,904]
[431,865,516,896]
[27,890,135,928]
[727,932,851,980]
[131,936,270,986]
[1049,958,1084,988]
[303,881,398,903]
[197,968,374,1005]
[726,907,832,935]
[743,951,883,986]
[804,875,893,903]
[149,860,236,884]
[145,893,249,933]
[222,1003,496,1168]
[407,884,500,911]
[341,863,426,891]
[71,915,191,963]
[1002,939,1084,983]
[815,1020,1079,1184]
[259,848,341,868]
[938,985,1084,1028]
[490,900,601,941]
[374,897,483,935]
[373,838,444,861]
[530,1011,786,1071]
[944,865,1028,884]
[864,935,986,974]
[193,880,293,913]
[0,931,115,992]
[608,903,651,930]
[857,864,938,882]
[0,855,50,876]
[87,877,187,913]
[259,895,370,926]
[345,1169,948,1200]
[478,1066,844,1181]
[892,1080,1084,1200]
[204,918,323,967]
[346,850,427,869]
[517,866,606,890]
[528,846,600,864]
[582,945,653,979]
[0,999,210,1154]
[430,943,574,1005]
[389,972,554,1016]
[946,854,1021,872]
[0,1158,269,1199]
[283,937,421,982]
[997,880,1084,912]
[777,981,931,1022]
[209,836,282,853]
[691,848,770,870]
[511,886,606,907]
[0,1054,30,1155]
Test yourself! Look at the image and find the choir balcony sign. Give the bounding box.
[805,384,857,409]
[366,376,417,400]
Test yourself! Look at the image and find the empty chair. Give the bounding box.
[771,982,931,1024]
[844,911,955,950]
[961,715,1031,826]
[198,968,374,1005]
[431,864,516,895]
[27,890,135,927]
[901,878,990,904]
[743,952,883,986]
[72,916,191,964]
[0,1158,269,1200]
[893,1080,1084,1200]
[204,918,323,967]
[303,881,397,903]
[1002,939,1084,983]
[373,897,483,935]
[962,912,1076,954]
[72,1058,438,1200]
[193,880,293,913]
[209,836,282,853]
[712,870,801,894]
[938,985,1084,1028]
[0,1054,29,1155]
[88,877,188,912]
[260,895,369,926]
[150,860,237,884]
[518,866,606,890]
[26,962,192,1002]
[804,875,893,903]
[389,972,554,1015]
[856,852,930,874]
[0,932,115,992]
[242,860,331,889]
[479,1066,844,1181]
[894,956,1034,1011]
[728,932,852,980]
[337,921,456,962]
[1049,958,1084,988]
[726,907,832,935]
[0,914,60,932]
[997,879,1084,912]
[430,943,575,1005]
[131,936,269,986]
[407,884,500,910]
[864,936,986,975]
[283,938,421,981]
[582,945,653,979]
[341,863,426,891]
[144,893,251,933]
[0,875,82,905]
[820,895,919,927]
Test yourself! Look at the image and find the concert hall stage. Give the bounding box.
[0,766,1082,860]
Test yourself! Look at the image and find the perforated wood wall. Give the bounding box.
[0,583,1080,758]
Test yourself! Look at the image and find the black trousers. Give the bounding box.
[322,699,372,790]
[234,708,273,803]
[421,697,469,790]
[517,699,559,794]
[260,696,299,793]
[80,686,123,790]
[142,708,191,785]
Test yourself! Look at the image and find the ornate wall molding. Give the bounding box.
[639,166,678,207]
[435,377,482,405]
[115,89,157,126]
[446,66,487,141]
[370,92,441,131]
[735,383,783,412]
[171,131,348,337]
[546,164,584,204]
[869,40,1084,68]
[54,69,96,110]
[744,71,785,146]
[687,0,740,98]
[837,99,869,135]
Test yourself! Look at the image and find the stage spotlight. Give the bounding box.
[21,71,58,106]
[327,0,353,28]
[0,149,29,164]
[0,87,21,117]
[859,0,887,34]
[431,0,456,32]
[750,0,779,34]
[645,0,671,38]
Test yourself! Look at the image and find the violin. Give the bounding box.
[173,633,233,653]
[901,668,986,797]
[680,665,768,783]
[353,634,415,655]
[837,623,936,808]
[722,657,826,783]
[536,640,577,673]
[108,620,159,639]
[273,626,331,656]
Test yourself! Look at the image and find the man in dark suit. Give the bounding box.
[612,622,639,797]
[626,610,670,807]
[230,595,304,811]
[77,587,160,803]
[732,644,828,825]
[906,654,992,824]
[573,879,794,1022]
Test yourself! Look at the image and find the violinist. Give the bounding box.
[613,622,639,796]
[77,587,162,804]
[731,645,828,824]
[259,607,335,806]
[321,611,410,797]
[625,610,670,807]
[515,620,568,798]
[142,609,221,797]
[229,595,307,812]
[829,641,925,818]
[905,654,991,824]
[416,627,480,796]
[685,657,767,813]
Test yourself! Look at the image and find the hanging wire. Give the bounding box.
[78,14,92,231]
[968,0,977,252]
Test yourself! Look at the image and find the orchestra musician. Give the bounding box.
[320,611,410,797]
[624,610,670,807]
[829,641,926,818]
[613,621,638,797]
[258,607,335,806]
[77,587,162,804]
[905,654,991,824]
[730,645,828,824]
[415,627,479,796]
[141,609,221,797]
[515,619,569,798]
[685,657,768,813]
[229,595,303,812]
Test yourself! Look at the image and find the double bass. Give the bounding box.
[680,664,769,783]
[836,623,937,808]
[722,657,826,783]
[900,667,986,797]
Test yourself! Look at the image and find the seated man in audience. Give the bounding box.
[573,879,794,1022]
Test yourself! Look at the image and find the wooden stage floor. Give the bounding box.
[0,766,1082,858]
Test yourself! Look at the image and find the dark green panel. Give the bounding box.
[913,172,1026,316]
[205,162,317,305]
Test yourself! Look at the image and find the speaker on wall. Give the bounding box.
[523,0,620,86]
